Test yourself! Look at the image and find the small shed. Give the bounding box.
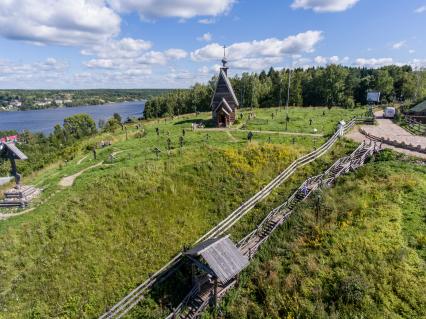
[367,91,381,104]
[185,236,249,284]
[406,100,426,123]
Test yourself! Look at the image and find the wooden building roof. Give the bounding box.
[210,69,239,111]
[214,98,233,115]
[408,100,426,114]
[185,236,249,283]
[1,143,28,160]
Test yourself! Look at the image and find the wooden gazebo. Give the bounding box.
[184,236,249,305]
[210,47,239,127]
[0,140,28,187]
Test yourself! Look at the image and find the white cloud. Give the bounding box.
[232,57,283,70]
[84,59,114,69]
[392,41,406,49]
[313,55,347,65]
[0,0,120,46]
[107,0,235,19]
[134,50,187,65]
[329,55,341,63]
[197,64,221,77]
[70,69,153,88]
[82,37,187,70]
[414,5,426,13]
[81,38,152,59]
[197,32,213,42]
[291,56,312,68]
[164,48,188,59]
[355,58,394,67]
[409,49,416,54]
[0,58,69,88]
[191,30,323,66]
[167,68,194,81]
[314,56,327,64]
[198,18,216,24]
[198,64,222,75]
[411,59,426,69]
[85,49,187,69]
[291,0,359,12]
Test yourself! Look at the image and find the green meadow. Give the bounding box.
[212,152,426,319]
[0,106,423,319]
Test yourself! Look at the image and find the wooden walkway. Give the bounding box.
[99,117,374,319]
[347,111,426,159]
[167,140,380,319]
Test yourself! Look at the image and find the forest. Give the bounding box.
[144,65,426,118]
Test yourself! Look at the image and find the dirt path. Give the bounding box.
[226,131,238,142]
[198,127,323,137]
[0,208,35,220]
[77,155,89,165]
[111,150,125,156]
[59,162,103,187]
[58,150,126,187]
[347,111,426,159]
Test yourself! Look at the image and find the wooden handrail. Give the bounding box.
[99,117,374,319]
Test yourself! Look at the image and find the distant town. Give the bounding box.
[0,89,173,111]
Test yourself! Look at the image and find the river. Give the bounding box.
[0,101,145,135]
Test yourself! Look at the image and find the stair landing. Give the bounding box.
[0,185,42,208]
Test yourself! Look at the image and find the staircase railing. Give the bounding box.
[99,116,374,319]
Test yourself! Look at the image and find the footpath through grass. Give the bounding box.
[0,106,370,318]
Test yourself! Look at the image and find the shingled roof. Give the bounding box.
[185,236,249,284]
[214,98,233,115]
[409,100,426,114]
[1,143,28,160]
[210,69,239,110]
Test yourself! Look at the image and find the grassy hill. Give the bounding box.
[1,106,424,318]
[212,152,426,319]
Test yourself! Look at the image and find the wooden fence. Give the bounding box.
[168,140,381,319]
[404,116,426,136]
[99,117,373,319]
[359,128,426,154]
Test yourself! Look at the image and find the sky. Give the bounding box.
[0,0,425,89]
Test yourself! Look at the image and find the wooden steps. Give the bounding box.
[0,185,41,208]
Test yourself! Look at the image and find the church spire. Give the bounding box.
[221,45,228,75]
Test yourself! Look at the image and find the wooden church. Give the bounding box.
[210,48,239,127]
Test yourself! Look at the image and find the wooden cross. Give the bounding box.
[153,147,161,159]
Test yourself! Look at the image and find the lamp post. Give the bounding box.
[313,128,318,148]
[279,76,283,110]
[285,68,292,131]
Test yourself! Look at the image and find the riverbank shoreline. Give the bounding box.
[0,101,145,134]
[0,100,146,113]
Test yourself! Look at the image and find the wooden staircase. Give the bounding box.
[166,141,381,319]
[0,185,41,208]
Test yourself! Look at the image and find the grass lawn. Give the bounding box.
[214,152,426,319]
[0,106,385,318]
[241,106,365,135]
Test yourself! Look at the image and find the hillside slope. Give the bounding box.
[0,107,363,318]
[215,153,426,318]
